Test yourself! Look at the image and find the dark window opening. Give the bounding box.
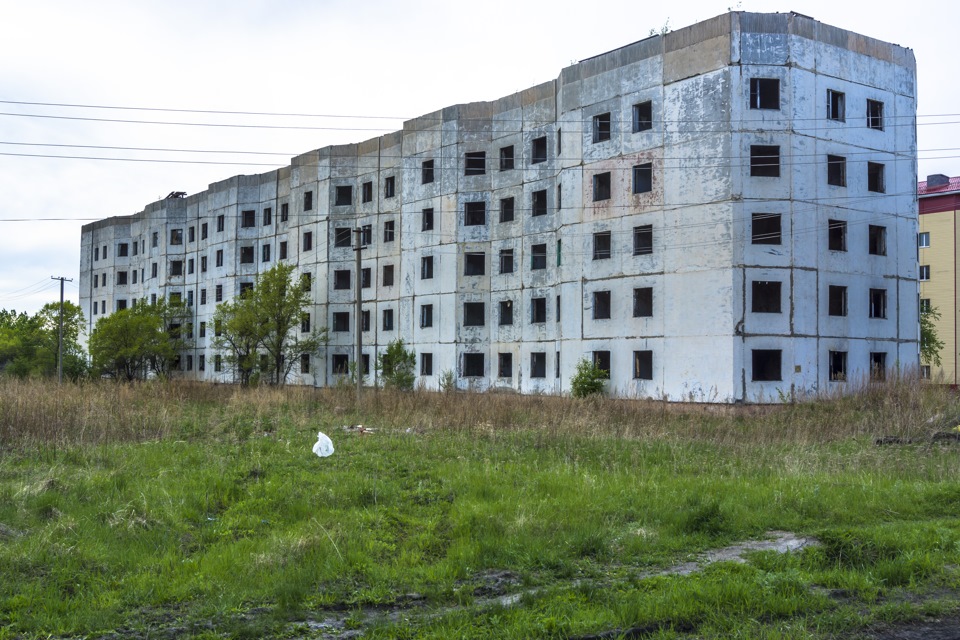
[592,351,610,378]
[362,310,370,332]
[279,241,288,260]
[383,220,395,242]
[532,189,547,216]
[633,287,653,317]
[301,313,311,333]
[531,243,547,270]
[828,285,847,317]
[593,172,612,201]
[280,203,289,222]
[593,112,611,143]
[633,101,653,132]
[868,162,885,193]
[531,297,547,323]
[752,280,782,313]
[634,350,653,380]
[500,197,515,223]
[828,220,847,252]
[499,145,514,171]
[499,249,514,274]
[465,201,486,226]
[116,271,128,285]
[382,309,394,331]
[593,232,611,260]
[420,353,433,376]
[530,352,546,378]
[332,312,350,332]
[752,213,781,245]
[498,353,513,378]
[464,252,485,276]
[752,349,782,381]
[302,231,313,251]
[870,352,887,381]
[217,215,225,232]
[304,190,313,211]
[499,300,513,325]
[334,227,352,247]
[241,210,255,228]
[827,155,846,187]
[117,243,128,257]
[422,207,434,231]
[421,256,434,279]
[239,247,254,264]
[827,90,845,122]
[422,160,434,184]
[300,354,310,374]
[869,289,887,319]
[420,303,433,328]
[463,353,484,377]
[360,224,372,246]
[829,351,847,382]
[867,100,884,131]
[361,268,371,289]
[869,225,887,256]
[382,264,395,287]
[263,208,272,226]
[385,176,395,198]
[333,354,349,374]
[593,291,611,319]
[170,229,183,245]
[750,145,780,177]
[464,302,485,327]
[362,181,373,203]
[201,223,208,239]
[633,163,653,194]
[262,244,271,262]
[333,270,351,290]
[465,151,486,176]
[633,225,653,255]
[531,136,547,164]
[335,186,352,206]
[750,78,780,110]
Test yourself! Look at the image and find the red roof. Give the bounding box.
[919,176,960,196]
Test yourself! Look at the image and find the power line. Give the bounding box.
[0,111,393,132]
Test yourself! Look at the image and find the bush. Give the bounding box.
[377,339,416,390]
[570,358,607,398]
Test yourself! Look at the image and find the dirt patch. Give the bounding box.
[860,616,960,640]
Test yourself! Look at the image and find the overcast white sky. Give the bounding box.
[1,0,957,316]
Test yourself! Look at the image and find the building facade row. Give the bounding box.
[80,11,919,402]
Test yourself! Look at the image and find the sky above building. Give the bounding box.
[1,0,956,316]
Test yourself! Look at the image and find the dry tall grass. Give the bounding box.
[1,374,956,450]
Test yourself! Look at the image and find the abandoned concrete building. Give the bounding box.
[80,11,919,402]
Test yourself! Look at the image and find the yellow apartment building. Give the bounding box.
[918,174,960,383]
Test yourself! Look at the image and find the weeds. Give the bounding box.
[1,378,960,638]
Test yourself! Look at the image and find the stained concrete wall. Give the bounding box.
[80,11,918,401]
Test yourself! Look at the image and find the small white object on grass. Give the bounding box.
[313,431,334,457]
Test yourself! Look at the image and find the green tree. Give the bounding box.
[0,303,86,379]
[376,338,416,390]
[213,263,327,385]
[570,358,607,398]
[89,298,189,380]
[921,305,945,368]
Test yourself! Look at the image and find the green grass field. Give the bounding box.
[2,378,960,639]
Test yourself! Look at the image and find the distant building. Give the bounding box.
[80,11,919,401]
[918,174,960,382]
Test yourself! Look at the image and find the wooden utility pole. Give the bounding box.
[354,228,364,401]
[50,276,73,384]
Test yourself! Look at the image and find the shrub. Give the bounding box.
[570,358,607,398]
[377,339,416,390]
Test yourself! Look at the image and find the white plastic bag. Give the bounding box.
[313,431,334,457]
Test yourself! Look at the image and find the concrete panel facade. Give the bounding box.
[80,11,918,402]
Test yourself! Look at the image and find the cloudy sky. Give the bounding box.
[1,0,957,316]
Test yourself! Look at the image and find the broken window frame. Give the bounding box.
[827,155,846,187]
[749,78,780,110]
[592,112,612,143]
[632,101,653,132]
[827,89,846,122]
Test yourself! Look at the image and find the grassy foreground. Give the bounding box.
[2,378,960,639]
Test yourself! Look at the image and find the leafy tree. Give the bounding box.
[376,338,416,390]
[0,302,86,380]
[89,298,190,380]
[570,358,607,398]
[921,305,945,368]
[213,263,327,385]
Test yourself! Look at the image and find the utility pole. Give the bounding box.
[354,228,364,401]
[50,276,73,384]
